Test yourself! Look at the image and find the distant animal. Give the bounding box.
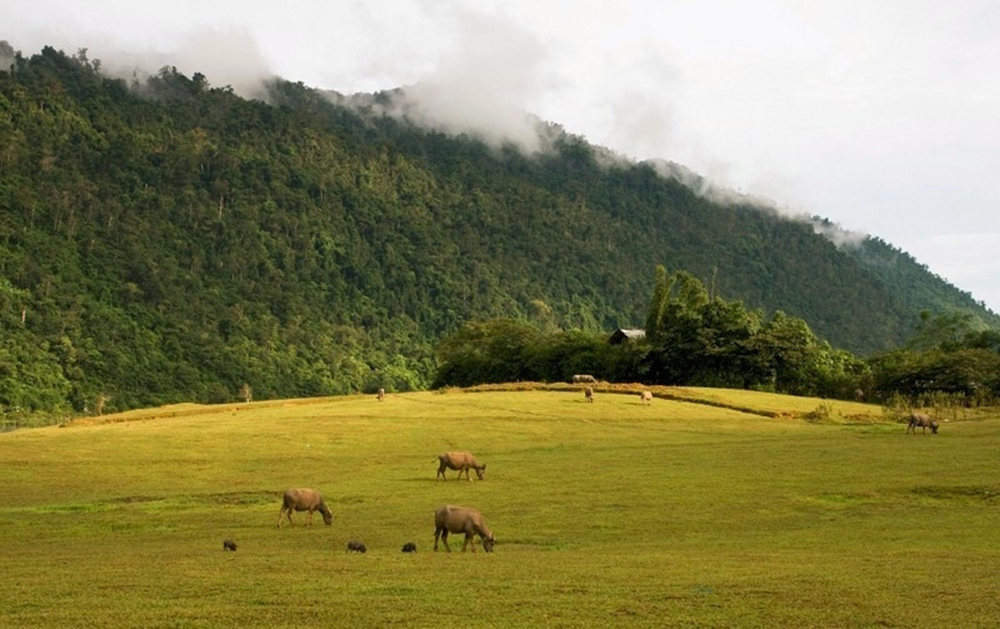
[584,386,594,403]
[854,388,865,402]
[572,374,597,384]
[401,542,417,553]
[436,451,487,481]
[223,539,237,552]
[276,488,334,527]
[346,540,367,553]
[639,391,653,405]
[906,411,939,435]
[377,387,385,402]
[434,505,495,553]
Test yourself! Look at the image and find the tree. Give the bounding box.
[909,310,975,352]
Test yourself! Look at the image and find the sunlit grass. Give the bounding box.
[1,389,998,627]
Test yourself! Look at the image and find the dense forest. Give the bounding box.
[435,270,1000,408]
[1,45,997,419]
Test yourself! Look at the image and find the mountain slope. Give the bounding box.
[0,46,996,413]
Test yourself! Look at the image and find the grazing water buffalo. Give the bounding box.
[276,488,333,527]
[639,391,653,405]
[401,542,417,553]
[377,387,385,402]
[907,412,939,435]
[584,386,594,403]
[572,374,597,384]
[346,540,367,553]
[434,505,495,553]
[223,539,237,552]
[436,451,486,481]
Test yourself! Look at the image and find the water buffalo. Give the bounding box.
[572,374,597,384]
[639,391,653,405]
[907,412,939,435]
[434,505,495,553]
[377,387,385,402]
[584,386,594,403]
[436,451,486,481]
[223,539,237,552]
[346,540,367,553]
[276,488,333,527]
[401,542,417,553]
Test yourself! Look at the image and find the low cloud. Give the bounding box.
[645,158,780,210]
[0,40,14,71]
[346,9,553,153]
[810,219,867,249]
[100,28,275,100]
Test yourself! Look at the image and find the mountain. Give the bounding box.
[1,46,996,414]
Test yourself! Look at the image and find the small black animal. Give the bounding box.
[223,539,237,552]
[401,542,417,553]
[346,540,367,553]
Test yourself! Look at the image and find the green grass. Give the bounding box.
[1,389,998,628]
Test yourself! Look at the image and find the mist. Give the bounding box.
[101,28,276,99]
[349,10,554,154]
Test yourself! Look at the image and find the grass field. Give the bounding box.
[1,388,998,628]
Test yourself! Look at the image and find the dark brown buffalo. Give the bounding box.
[907,412,939,435]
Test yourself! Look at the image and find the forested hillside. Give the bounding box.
[1,46,996,415]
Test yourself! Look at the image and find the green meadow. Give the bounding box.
[1,389,998,628]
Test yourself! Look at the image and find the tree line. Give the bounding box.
[435,266,1000,407]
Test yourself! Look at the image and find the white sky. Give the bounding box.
[3,0,999,312]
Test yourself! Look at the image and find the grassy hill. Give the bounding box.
[1,45,998,416]
[2,389,998,627]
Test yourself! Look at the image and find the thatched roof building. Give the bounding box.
[608,328,646,344]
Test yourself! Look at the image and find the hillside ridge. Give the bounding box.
[0,45,996,415]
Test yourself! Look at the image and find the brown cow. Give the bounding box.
[434,505,495,553]
[906,411,939,435]
[584,386,594,403]
[436,451,486,481]
[276,488,333,527]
